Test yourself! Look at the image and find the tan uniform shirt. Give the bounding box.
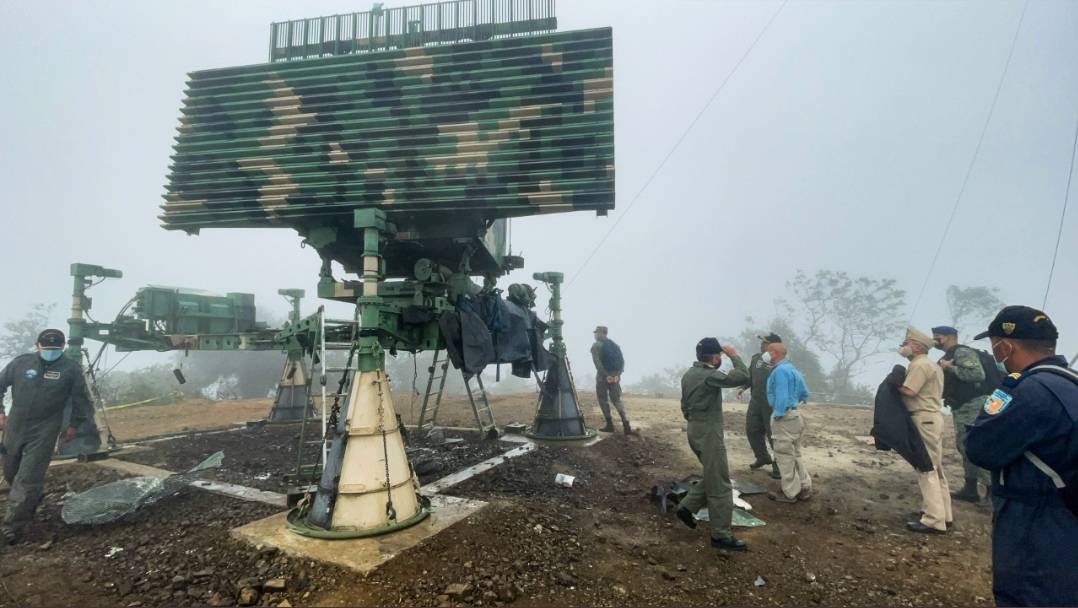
[901,354,944,414]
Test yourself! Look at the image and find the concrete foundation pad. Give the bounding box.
[230,494,488,575]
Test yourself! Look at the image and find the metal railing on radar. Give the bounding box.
[269,0,557,62]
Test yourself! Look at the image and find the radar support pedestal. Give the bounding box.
[527,272,595,441]
[289,210,429,538]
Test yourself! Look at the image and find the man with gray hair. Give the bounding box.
[892,327,952,534]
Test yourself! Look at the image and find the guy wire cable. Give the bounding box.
[909,0,1029,319]
[1042,117,1078,309]
[567,0,789,286]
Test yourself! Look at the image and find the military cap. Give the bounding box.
[594,326,608,334]
[974,306,1059,341]
[905,327,934,351]
[696,337,723,356]
[758,332,783,344]
[931,326,958,336]
[37,329,66,348]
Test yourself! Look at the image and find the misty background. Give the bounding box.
[1,0,1075,404]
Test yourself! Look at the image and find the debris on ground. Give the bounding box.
[62,451,224,525]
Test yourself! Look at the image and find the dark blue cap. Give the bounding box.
[696,337,722,356]
[974,306,1059,341]
[931,326,958,336]
[37,329,65,348]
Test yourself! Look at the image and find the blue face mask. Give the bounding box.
[39,349,63,363]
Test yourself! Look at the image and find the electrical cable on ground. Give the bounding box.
[1042,117,1078,308]
[567,0,789,286]
[909,0,1029,319]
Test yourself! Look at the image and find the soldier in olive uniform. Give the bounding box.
[737,333,782,480]
[673,338,750,551]
[932,326,996,506]
[0,329,92,544]
[591,326,632,434]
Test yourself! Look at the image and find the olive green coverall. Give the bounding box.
[0,353,92,537]
[741,352,775,465]
[676,355,749,540]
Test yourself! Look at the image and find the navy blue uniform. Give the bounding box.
[965,355,1078,607]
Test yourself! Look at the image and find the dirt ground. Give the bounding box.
[0,390,994,607]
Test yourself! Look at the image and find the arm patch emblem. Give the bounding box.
[983,389,1014,415]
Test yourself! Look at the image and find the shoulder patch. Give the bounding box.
[983,388,1014,415]
[1002,372,1023,389]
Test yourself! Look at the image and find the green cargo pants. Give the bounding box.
[677,416,734,540]
[952,398,991,488]
[2,417,63,536]
[745,398,774,464]
[596,378,627,425]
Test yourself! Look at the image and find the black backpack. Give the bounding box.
[975,349,1005,393]
[600,340,625,374]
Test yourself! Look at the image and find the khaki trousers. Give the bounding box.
[772,410,811,499]
[912,410,952,530]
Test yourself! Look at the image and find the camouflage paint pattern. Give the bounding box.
[161,28,614,232]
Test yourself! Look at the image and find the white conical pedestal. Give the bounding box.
[330,369,423,530]
[290,369,428,538]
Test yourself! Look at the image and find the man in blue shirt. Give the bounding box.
[765,343,813,503]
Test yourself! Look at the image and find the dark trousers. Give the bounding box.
[2,417,63,533]
[745,399,774,464]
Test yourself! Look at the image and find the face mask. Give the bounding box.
[991,340,1013,372]
[897,345,914,358]
[761,352,773,364]
[933,341,944,351]
[39,349,63,363]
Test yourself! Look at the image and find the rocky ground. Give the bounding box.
[117,424,510,492]
[0,392,994,607]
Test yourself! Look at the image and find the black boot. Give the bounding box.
[622,420,637,435]
[711,535,748,551]
[599,418,615,433]
[675,507,697,529]
[951,478,980,503]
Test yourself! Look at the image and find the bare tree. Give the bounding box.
[784,269,906,392]
[946,285,1003,337]
[0,303,55,362]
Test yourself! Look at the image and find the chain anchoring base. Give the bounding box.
[289,368,429,539]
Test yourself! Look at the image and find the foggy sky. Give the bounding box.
[1,0,1076,388]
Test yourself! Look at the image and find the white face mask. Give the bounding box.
[761,352,773,364]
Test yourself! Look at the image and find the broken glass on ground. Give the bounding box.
[692,507,766,528]
[61,451,224,525]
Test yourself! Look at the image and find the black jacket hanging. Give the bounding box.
[871,366,935,473]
